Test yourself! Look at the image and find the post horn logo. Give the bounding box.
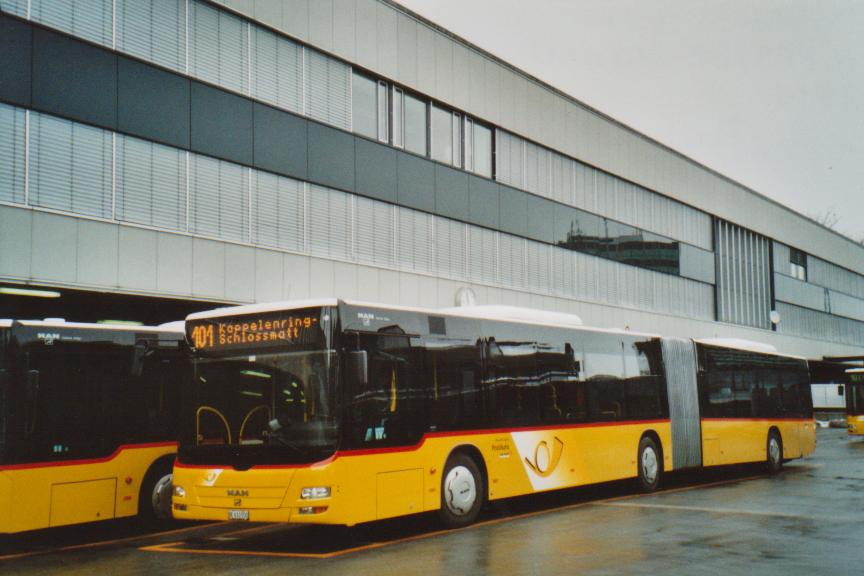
[525,436,564,477]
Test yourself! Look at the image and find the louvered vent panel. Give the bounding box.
[30,112,113,219]
[116,135,187,231]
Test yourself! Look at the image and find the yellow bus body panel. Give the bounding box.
[848,415,864,436]
[0,443,175,534]
[173,422,673,526]
[701,419,815,467]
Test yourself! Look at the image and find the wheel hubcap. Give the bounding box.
[769,438,780,464]
[641,447,658,484]
[151,474,173,519]
[444,466,476,516]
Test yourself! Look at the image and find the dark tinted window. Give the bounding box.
[698,345,810,419]
[485,338,539,426]
[125,344,186,442]
[16,341,129,462]
[347,329,428,448]
[428,339,481,431]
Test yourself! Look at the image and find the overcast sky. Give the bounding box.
[397,0,864,243]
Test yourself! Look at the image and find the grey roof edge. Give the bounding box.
[386,0,864,252]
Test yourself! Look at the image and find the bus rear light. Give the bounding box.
[298,506,328,515]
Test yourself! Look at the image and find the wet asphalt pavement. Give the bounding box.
[2,428,863,575]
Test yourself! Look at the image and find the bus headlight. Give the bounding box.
[173,485,186,498]
[300,486,330,499]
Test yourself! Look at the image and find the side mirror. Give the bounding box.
[131,341,150,378]
[25,369,40,401]
[346,350,368,388]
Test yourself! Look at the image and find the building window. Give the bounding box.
[464,118,493,178]
[404,93,428,156]
[431,104,454,165]
[392,87,404,148]
[790,247,807,281]
[352,72,390,142]
[352,72,377,140]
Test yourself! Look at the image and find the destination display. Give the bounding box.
[187,309,325,353]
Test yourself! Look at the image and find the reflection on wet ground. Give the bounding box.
[2,429,863,575]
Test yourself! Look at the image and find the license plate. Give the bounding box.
[228,509,249,521]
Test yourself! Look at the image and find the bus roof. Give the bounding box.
[846,368,864,374]
[186,298,660,339]
[186,299,340,321]
[8,319,184,334]
[694,337,805,360]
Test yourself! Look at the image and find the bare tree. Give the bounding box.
[810,208,841,230]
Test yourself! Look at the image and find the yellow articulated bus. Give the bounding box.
[0,319,186,534]
[172,300,815,528]
[846,369,864,436]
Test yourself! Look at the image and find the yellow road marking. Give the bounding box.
[140,471,770,560]
[601,501,828,521]
[0,522,230,562]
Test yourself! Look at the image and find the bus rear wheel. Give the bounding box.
[636,436,662,492]
[766,430,783,475]
[439,453,484,528]
[139,459,174,523]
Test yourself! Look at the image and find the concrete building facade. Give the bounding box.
[0,0,862,359]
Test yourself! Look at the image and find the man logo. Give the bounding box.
[234,498,242,506]
[525,436,564,477]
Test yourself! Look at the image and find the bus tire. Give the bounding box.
[439,453,484,528]
[766,430,783,475]
[139,458,174,523]
[636,436,662,492]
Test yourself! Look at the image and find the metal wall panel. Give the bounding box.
[279,0,308,42]
[30,212,77,283]
[777,302,864,347]
[192,237,226,298]
[395,12,417,86]
[774,273,825,312]
[225,244,256,302]
[0,13,32,107]
[118,226,157,291]
[0,103,25,205]
[118,57,190,149]
[332,0,356,61]
[308,0,333,52]
[156,232,193,295]
[354,0,377,70]
[376,2,398,79]
[0,205,31,279]
[827,290,864,323]
[254,248,284,303]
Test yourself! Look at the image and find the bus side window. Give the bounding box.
[348,330,427,448]
[429,341,481,431]
[485,339,540,426]
[584,336,626,421]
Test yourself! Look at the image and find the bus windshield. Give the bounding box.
[182,307,338,466]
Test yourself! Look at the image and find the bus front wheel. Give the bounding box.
[636,436,662,492]
[766,430,783,475]
[439,453,484,528]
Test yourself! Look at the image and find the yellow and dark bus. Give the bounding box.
[171,299,815,528]
[846,369,864,436]
[0,319,186,533]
